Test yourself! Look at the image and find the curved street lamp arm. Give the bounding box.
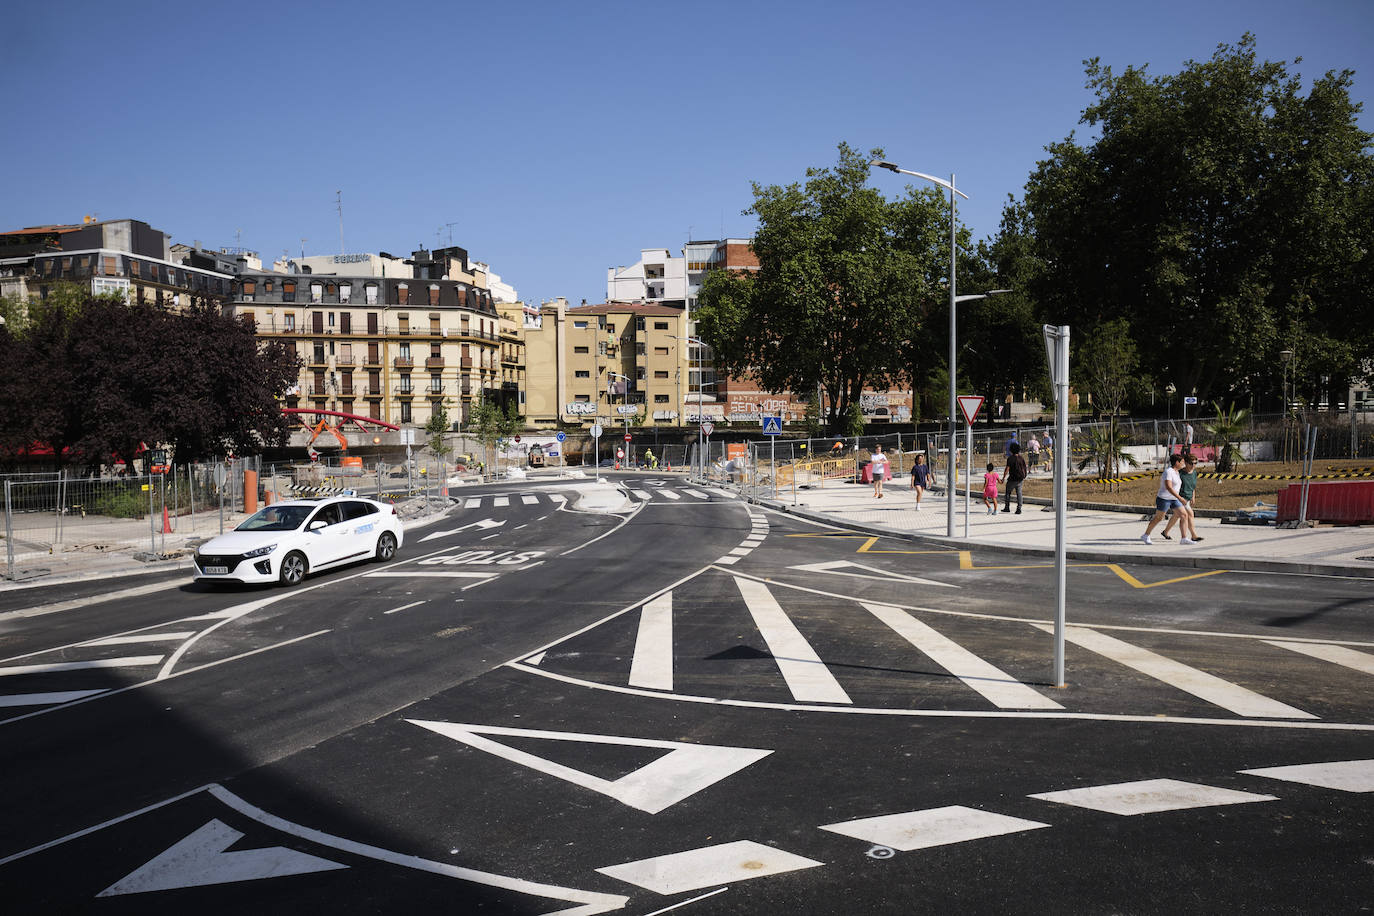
[869,160,969,200]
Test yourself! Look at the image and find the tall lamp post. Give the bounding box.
[871,159,1009,537]
[676,335,715,479]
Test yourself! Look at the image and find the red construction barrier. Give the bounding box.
[1276,480,1374,524]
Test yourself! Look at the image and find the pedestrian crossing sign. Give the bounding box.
[762,416,782,435]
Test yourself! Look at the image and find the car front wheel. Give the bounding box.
[278,551,308,586]
[375,531,397,561]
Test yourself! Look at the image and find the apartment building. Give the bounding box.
[606,248,686,305]
[521,299,689,428]
[0,218,234,309]
[224,246,510,430]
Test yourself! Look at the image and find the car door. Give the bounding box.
[304,503,351,566]
[343,500,381,556]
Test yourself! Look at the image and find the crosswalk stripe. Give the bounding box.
[660,490,682,500]
[683,489,709,499]
[1034,624,1314,719]
[0,656,165,677]
[493,496,510,507]
[865,604,1062,709]
[820,805,1050,850]
[522,495,539,505]
[1266,641,1374,676]
[734,577,851,704]
[465,497,482,508]
[597,840,822,894]
[628,594,673,691]
[550,494,567,504]
[629,489,650,500]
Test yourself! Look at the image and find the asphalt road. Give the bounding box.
[1,474,1370,913]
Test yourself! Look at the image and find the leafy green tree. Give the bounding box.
[425,400,453,458]
[802,392,823,438]
[1075,319,1151,478]
[695,143,949,434]
[1021,34,1374,409]
[1075,425,1140,488]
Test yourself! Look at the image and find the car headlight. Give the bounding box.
[243,544,277,559]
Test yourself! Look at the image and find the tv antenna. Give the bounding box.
[300,238,307,259]
[444,222,459,246]
[336,190,345,254]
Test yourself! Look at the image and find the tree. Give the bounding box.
[425,400,453,458]
[1075,425,1140,487]
[694,143,949,434]
[0,293,298,469]
[466,395,521,475]
[1075,319,1150,478]
[1204,400,1251,472]
[1021,34,1374,409]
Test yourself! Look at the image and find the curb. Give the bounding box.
[753,498,1374,580]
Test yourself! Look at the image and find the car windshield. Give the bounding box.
[236,505,313,532]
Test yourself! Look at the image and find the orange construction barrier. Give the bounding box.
[161,505,173,534]
[244,469,258,514]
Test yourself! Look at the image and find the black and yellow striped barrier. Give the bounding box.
[1200,471,1374,481]
[1067,473,1150,484]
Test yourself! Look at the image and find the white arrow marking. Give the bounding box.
[419,517,506,542]
[408,720,772,814]
[788,560,958,588]
[97,818,347,896]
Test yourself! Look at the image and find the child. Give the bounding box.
[982,463,1000,515]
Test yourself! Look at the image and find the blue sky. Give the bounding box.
[4,0,1370,308]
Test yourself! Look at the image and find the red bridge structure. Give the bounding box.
[281,408,400,451]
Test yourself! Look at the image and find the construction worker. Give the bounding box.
[645,448,658,470]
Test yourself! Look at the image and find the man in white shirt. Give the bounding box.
[870,444,890,499]
[1142,453,1195,545]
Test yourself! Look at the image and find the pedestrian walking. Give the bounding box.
[909,453,935,510]
[1162,453,1203,541]
[1043,430,1054,467]
[1142,453,1196,545]
[1027,433,1042,471]
[1003,430,1019,461]
[1002,442,1027,514]
[870,444,890,499]
[982,463,1000,514]
[1184,422,1194,450]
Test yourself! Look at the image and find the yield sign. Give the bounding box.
[957,395,985,424]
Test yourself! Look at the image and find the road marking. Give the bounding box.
[419,517,505,542]
[715,556,740,565]
[660,490,682,500]
[956,550,1228,589]
[98,818,348,896]
[727,547,753,557]
[522,495,539,505]
[494,496,510,507]
[367,571,498,579]
[550,494,567,504]
[1029,778,1276,815]
[820,805,1050,850]
[0,579,184,621]
[383,601,426,615]
[740,536,766,547]
[1240,759,1374,792]
[683,489,709,499]
[734,577,851,704]
[640,887,730,915]
[789,560,957,588]
[1033,624,1316,719]
[525,651,546,666]
[407,720,771,814]
[628,594,673,691]
[464,497,482,508]
[629,489,650,500]
[0,656,163,677]
[79,632,195,647]
[0,689,106,707]
[597,840,822,895]
[863,604,1062,709]
[1266,641,1374,676]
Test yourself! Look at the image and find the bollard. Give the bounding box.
[244,469,258,514]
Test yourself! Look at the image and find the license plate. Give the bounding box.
[205,566,229,575]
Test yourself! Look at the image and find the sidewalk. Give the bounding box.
[753,479,1374,579]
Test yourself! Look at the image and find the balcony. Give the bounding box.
[363,354,381,367]
[336,356,356,367]
[395,385,415,398]
[393,356,414,369]
[362,386,382,399]
[460,357,473,368]
[308,355,329,368]
[425,357,445,369]
[428,384,444,395]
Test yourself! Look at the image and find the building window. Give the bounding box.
[636,317,645,331]
[103,255,118,275]
[654,346,669,356]
[430,342,441,358]
[340,313,351,333]
[399,374,412,393]
[310,283,323,303]
[282,281,296,302]
[607,323,616,333]
[574,394,590,402]
[573,320,588,329]
[399,342,411,359]
[654,370,669,379]
[129,260,141,278]
[654,394,670,403]
[400,402,412,423]
[430,374,442,393]
[339,282,352,303]
[574,346,589,354]
[365,283,378,305]
[654,321,668,330]
[397,284,409,305]
[575,370,590,378]
[429,285,440,306]
[242,311,256,327]
[328,312,335,327]
[283,313,296,331]
[636,342,646,355]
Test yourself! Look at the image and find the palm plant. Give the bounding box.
[1205,401,1250,472]
[1075,424,1140,489]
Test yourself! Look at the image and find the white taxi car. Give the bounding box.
[193,496,404,586]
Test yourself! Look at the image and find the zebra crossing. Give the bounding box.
[520,573,1374,723]
[454,486,719,510]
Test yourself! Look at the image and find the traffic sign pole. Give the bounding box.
[956,397,985,538]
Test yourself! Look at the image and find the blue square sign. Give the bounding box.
[762,416,782,435]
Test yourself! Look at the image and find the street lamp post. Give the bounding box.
[676,335,715,479]
[872,158,968,538]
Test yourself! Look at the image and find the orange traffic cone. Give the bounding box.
[161,505,173,534]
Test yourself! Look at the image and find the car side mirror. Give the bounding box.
[309,520,327,531]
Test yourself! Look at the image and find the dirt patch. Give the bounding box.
[1020,458,1374,510]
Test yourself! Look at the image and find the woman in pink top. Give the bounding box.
[982,463,1000,515]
